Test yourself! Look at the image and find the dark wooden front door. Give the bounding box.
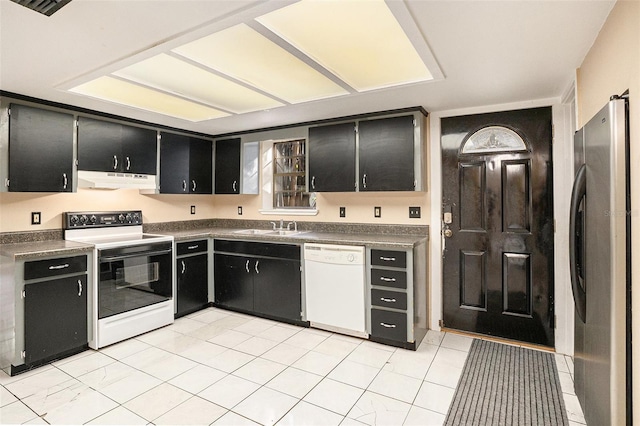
[441,107,554,347]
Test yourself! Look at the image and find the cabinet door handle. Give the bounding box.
[182,180,187,192]
[380,276,397,282]
[232,180,237,192]
[380,297,397,303]
[192,180,197,192]
[113,155,118,170]
[379,256,396,262]
[255,260,260,274]
[245,259,250,273]
[181,260,186,274]
[78,280,83,296]
[126,156,131,171]
[362,173,367,189]
[380,322,396,328]
[311,176,315,190]
[62,173,68,190]
[49,263,69,270]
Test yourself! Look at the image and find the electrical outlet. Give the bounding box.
[190,205,196,215]
[339,207,346,217]
[238,206,243,215]
[31,212,41,225]
[409,206,421,218]
[374,206,381,218]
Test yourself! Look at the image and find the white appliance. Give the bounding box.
[77,170,157,190]
[304,243,366,337]
[64,210,174,349]
[570,95,631,425]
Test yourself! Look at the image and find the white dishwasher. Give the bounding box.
[304,243,367,337]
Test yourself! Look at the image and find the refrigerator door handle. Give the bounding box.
[570,163,587,323]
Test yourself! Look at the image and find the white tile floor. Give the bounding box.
[0,307,585,425]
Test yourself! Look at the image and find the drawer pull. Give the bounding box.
[187,245,199,250]
[49,263,70,270]
[380,322,397,328]
[380,276,397,282]
[380,297,397,303]
[379,256,396,262]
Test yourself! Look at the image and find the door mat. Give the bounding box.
[445,339,569,426]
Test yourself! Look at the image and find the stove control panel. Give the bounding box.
[64,210,142,229]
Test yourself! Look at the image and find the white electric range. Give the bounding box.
[64,210,174,349]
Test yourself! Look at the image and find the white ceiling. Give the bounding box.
[0,0,614,136]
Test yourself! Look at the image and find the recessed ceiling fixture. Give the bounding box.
[256,0,433,92]
[66,0,439,122]
[69,76,229,122]
[113,53,284,114]
[173,24,349,104]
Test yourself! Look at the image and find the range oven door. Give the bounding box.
[98,242,172,319]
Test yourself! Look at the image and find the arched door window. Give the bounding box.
[460,126,528,154]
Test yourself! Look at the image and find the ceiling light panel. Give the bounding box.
[172,23,349,104]
[113,54,284,114]
[70,76,229,122]
[256,0,433,92]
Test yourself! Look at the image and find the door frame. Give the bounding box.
[429,93,576,354]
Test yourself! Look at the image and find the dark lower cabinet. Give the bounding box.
[176,240,209,317]
[177,254,209,317]
[214,240,302,324]
[8,104,74,192]
[253,257,301,320]
[24,274,87,364]
[214,254,254,313]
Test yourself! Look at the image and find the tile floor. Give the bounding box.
[0,307,586,425]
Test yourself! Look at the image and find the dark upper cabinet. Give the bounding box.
[8,104,74,192]
[308,122,356,192]
[77,117,157,175]
[359,115,416,191]
[214,138,241,194]
[160,133,212,194]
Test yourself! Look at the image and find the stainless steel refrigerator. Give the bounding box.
[570,95,631,425]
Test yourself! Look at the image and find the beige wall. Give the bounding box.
[576,0,640,416]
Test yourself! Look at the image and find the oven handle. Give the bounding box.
[99,248,172,262]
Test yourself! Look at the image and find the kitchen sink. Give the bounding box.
[233,229,274,235]
[269,230,309,236]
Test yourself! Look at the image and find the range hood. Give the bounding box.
[77,170,157,190]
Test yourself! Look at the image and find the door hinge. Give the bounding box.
[75,119,79,128]
[4,178,9,188]
[551,125,554,143]
[7,107,10,116]
[413,119,417,127]
[21,350,25,359]
[354,125,358,133]
[21,289,25,299]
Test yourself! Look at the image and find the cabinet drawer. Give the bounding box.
[24,255,87,280]
[371,309,407,342]
[371,289,407,310]
[177,239,208,256]
[370,268,407,289]
[371,249,406,268]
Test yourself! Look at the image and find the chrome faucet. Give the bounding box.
[287,221,297,231]
[270,221,277,231]
[279,219,284,230]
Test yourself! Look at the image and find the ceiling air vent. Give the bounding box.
[10,0,72,16]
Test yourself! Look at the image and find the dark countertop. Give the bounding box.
[0,240,93,261]
[160,227,427,249]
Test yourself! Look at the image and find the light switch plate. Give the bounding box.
[31,212,41,225]
[374,206,381,218]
